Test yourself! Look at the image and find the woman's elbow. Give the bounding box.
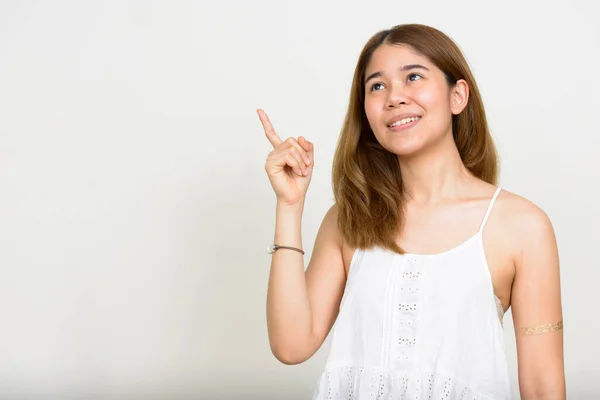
[269,339,317,365]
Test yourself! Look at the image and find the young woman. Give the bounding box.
[259,24,565,399]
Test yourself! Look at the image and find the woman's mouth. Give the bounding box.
[387,116,421,132]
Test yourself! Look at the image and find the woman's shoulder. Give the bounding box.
[318,203,346,251]
[495,188,556,246]
[497,188,553,223]
[326,203,359,275]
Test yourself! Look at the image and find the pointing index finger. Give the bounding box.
[257,109,282,148]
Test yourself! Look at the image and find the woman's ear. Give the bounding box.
[450,79,469,115]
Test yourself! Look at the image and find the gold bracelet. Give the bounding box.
[267,244,305,255]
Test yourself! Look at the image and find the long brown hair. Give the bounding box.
[332,24,498,255]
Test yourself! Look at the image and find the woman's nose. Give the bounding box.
[386,84,409,108]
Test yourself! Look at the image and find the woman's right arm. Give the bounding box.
[267,202,346,365]
[258,109,347,365]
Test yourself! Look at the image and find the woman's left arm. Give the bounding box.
[511,205,565,399]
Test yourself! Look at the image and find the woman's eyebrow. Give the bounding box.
[364,64,430,84]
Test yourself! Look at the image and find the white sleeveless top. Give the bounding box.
[313,187,512,399]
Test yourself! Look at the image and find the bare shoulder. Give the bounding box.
[494,189,557,259]
[496,189,554,234]
[319,203,343,244]
[321,203,356,276]
[309,203,344,267]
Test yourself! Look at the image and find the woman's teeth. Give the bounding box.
[389,116,421,128]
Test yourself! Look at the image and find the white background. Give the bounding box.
[0,0,598,398]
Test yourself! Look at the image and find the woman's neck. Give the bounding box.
[399,142,476,204]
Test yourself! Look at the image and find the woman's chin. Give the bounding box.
[385,141,424,158]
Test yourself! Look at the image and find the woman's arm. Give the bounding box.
[266,204,347,365]
[258,109,347,365]
[510,202,565,399]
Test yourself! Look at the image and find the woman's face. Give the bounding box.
[363,44,467,157]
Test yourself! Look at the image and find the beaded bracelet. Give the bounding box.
[267,244,305,255]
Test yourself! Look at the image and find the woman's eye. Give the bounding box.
[408,73,422,82]
[369,82,384,92]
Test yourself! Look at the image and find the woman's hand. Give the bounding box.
[258,109,314,207]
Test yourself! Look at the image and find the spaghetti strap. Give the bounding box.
[478,187,502,233]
